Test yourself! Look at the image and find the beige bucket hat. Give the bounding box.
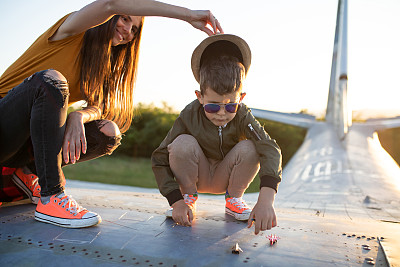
[191,34,251,83]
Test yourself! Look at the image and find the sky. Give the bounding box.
[1,0,400,118]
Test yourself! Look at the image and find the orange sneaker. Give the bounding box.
[225,196,252,221]
[165,193,198,217]
[12,168,41,204]
[35,193,101,228]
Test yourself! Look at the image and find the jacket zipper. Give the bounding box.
[248,123,262,141]
[218,126,225,158]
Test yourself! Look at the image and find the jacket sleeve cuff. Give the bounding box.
[166,189,184,206]
[259,175,281,193]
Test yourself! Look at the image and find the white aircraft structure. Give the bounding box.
[1,0,400,266]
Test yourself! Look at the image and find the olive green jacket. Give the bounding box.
[151,100,282,205]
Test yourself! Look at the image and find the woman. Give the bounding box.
[0,0,223,228]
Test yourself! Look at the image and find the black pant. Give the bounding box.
[0,70,121,196]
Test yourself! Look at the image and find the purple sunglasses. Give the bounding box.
[203,103,240,113]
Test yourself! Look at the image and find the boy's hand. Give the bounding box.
[247,187,277,235]
[247,203,277,235]
[171,199,194,226]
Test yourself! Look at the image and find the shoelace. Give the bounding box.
[58,195,85,216]
[227,197,249,211]
[29,175,41,194]
[183,194,197,207]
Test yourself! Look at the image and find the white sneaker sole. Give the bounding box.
[225,207,251,221]
[12,173,39,205]
[165,208,173,217]
[165,206,196,218]
[34,211,102,228]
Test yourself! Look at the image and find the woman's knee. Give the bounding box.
[99,120,121,137]
[43,69,68,83]
[37,69,70,107]
[98,120,122,155]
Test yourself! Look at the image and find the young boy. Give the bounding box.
[151,34,282,234]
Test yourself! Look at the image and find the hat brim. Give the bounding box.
[191,34,251,83]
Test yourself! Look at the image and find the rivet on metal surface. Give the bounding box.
[365,257,374,261]
[366,260,375,265]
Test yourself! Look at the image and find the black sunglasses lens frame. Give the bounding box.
[225,103,239,113]
[204,104,221,113]
[204,103,239,113]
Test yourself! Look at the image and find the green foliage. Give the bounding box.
[63,155,157,188]
[116,103,179,157]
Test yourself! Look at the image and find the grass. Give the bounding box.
[63,154,260,193]
[63,155,157,188]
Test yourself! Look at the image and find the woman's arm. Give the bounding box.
[51,0,222,41]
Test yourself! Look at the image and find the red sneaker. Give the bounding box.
[12,168,41,204]
[225,196,252,221]
[35,193,101,228]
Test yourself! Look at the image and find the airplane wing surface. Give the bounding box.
[1,180,399,267]
[362,116,400,130]
[250,108,316,129]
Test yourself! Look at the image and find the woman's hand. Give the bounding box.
[187,10,224,36]
[62,112,87,164]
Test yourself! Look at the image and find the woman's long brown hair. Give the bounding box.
[79,15,144,133]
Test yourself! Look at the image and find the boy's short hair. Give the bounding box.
[199,55,245,96]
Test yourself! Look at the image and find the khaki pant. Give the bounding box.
[168,134,260,198]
